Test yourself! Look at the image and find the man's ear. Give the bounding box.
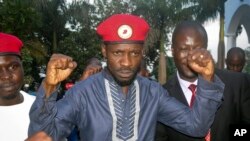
[101,44,107,58]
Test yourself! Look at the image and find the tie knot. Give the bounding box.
[188,84,197,93]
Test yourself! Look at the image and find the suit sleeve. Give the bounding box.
[158,75,224,137]
[241,74,250,124]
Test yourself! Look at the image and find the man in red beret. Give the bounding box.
[0,32,35,141]
[28,14,224,141]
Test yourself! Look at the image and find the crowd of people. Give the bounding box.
[0,13,249,141]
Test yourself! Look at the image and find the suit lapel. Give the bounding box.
[165,74,189,106]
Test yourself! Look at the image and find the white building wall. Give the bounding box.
[225,0,250,51]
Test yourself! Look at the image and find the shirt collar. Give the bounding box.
[177,71,198,89]
[102,67,115,83]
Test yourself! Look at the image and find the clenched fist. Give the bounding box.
[44,54,77,98]
[187,48,214,82]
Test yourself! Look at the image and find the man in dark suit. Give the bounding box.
[225,47,246,73]
[155,21,250,141]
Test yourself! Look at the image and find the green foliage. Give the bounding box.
[21,47,38,86]
[34,0,69,55]
[152,56,177,81]
[95,0,132,18]
[21,48,33,76]
[0,0,40,37]
[0,0,230,84]
[67,0,97,30]
[56,28,102,80]
[243,47,250,74]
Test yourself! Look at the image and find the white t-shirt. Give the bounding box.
[0,91,35,141]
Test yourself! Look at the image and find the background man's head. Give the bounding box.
[0,32,24,103]
[78,57,103,81]
[171,21,208,81]
[97,14,149,86]
[226,47,246,72]
[85,57,102,69]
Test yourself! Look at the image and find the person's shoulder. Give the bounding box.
[215,69,249,87]
[137,75,163,89]
[73,72,104,92]
[137,76,168,99]
[20,90,35,99]
[242,72,250,84]
[20,90,35,105]
[215,69,246,79]
[67,72,107,100]
[163,74,177,87]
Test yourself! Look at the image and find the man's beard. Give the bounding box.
[113,73,137,86]
[108,67,139,87]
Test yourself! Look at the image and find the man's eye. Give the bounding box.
[180,48,189,52]
[131,52,140,56]
[9,64,18,71]
[113,52,122,55]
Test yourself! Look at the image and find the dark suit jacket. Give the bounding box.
[155,69,250,141]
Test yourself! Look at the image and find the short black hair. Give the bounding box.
[226,47,245,62]
[172,20,208,48]
[85,57,102,70]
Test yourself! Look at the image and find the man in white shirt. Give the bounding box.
[0,32,35,141]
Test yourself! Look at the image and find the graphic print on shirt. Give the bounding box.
[105,79,140,141]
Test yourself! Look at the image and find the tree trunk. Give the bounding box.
[52,30,57,53]
[216,10,225,69]
[158,36,167,85]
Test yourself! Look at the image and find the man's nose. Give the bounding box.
[0,69,12,80]
[120,54,132,67]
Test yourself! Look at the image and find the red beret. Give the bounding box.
[97,14,149,44]
[0,32,23,56]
